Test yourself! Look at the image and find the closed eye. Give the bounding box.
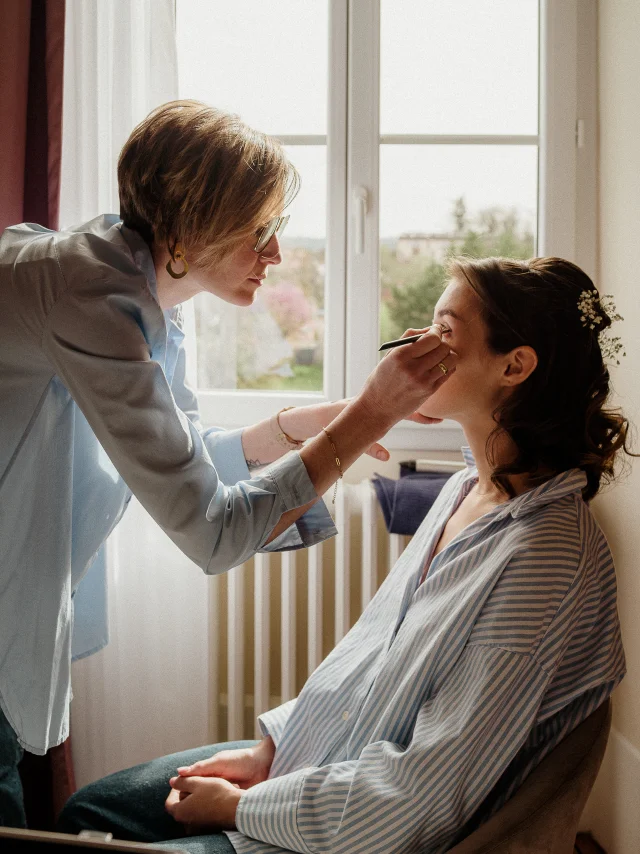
[432,321,452,336]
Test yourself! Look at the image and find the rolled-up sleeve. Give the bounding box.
[256,699,297,748]
[202,429,338,552]
[42,281,336,574]
[233,645,550,854]
[201,426,252,484]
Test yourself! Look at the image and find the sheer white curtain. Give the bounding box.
[60,0,211,788]
[60,0,179,224]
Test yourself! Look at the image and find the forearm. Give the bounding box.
[264,398,393,544]
[255,735,276,768]
[241,406,320,471]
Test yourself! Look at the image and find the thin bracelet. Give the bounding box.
[276,406,304,446]
[322,427,343,506]
[270,407,304,450]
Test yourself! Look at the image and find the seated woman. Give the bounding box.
[58,255,629,854]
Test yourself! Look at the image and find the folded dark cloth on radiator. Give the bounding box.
[372,469,453,535]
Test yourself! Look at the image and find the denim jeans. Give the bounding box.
[57,740,259,854]
[0,706,26,828]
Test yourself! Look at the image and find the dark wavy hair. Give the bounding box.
[447,255,634,502]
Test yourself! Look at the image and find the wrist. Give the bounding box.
[253,735,276,768]
[278,405,314,443]
[343,395,395,440]
[269,407,304,451]
[228,786,244,827]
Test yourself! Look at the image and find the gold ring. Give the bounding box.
[437,362,448,375]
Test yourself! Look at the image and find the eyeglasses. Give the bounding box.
[253,214,290,255]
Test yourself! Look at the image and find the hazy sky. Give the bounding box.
[176,0,538,239]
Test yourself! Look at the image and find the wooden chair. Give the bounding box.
[448,700,611,853]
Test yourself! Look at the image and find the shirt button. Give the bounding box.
[342,711,349,721]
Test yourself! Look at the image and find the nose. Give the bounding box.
[259,233,282,265]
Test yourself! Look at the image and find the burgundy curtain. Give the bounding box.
[0,0,65,232]
[0,0,74,829]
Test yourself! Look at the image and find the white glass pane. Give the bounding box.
[195,146,326,392]
[381,0,538,136]
[379,145,537,343]
[176,0,328,135]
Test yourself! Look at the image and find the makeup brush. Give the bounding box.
[379,324,448,351]
[378,334,423,351]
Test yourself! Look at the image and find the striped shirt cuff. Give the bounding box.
[234,769,312,853]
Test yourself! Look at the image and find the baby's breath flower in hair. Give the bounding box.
[577,289,626,365]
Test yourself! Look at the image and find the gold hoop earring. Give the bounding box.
[166,243,189,280]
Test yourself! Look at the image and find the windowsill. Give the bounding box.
[381,419,464,451]
[197,390,464,452]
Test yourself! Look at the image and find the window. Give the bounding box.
[176,0,591,449]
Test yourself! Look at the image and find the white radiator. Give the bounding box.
[211,479,410,742]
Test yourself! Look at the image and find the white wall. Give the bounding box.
[578,2,640,850]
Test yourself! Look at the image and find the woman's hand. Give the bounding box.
[176,736,275,790]
[165,775,242,833]
[353,325,457,430]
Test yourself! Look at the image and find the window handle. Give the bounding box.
[354,186,368,255]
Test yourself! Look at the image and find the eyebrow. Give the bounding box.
[434,307,465,323]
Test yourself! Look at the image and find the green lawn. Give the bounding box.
[238,362,323,392]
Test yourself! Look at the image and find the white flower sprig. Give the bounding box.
[577,289,626,365]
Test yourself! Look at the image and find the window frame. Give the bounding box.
[197,0,346,429]
[197,0,596,453]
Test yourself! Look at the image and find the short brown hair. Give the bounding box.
[117,100,299,267]
[447,255,635,501]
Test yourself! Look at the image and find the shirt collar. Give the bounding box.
[503,468,587,518]
[461,446,476,468]
[459,445,587,519]
[118,221,159,301]
[117,221,184,331]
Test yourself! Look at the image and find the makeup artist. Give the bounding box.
[0,100,457,827]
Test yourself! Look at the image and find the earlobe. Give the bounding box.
[166,242,189,280]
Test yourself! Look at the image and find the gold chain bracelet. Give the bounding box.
[322,427,343,506]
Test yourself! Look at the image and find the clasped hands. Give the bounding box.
[164,736,276,835]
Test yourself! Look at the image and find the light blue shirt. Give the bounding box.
[0,215,336,755]
[228,449,625,854]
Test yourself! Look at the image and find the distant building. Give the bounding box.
[395,232,457,263]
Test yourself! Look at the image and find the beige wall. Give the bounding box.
[579,1,640,850]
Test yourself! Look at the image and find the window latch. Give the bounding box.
[354,186,368,255]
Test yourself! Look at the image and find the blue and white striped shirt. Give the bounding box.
[227,448,625,854]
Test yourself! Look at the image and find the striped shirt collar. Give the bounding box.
[461,446,476,468]
[460,446,588,519]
